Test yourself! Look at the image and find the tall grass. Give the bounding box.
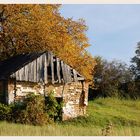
[0,98,140,136]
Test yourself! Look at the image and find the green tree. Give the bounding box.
[130,42,140,98]
[93,57,132,98]
[131,42,140,81]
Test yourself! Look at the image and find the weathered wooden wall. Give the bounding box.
[10,52,84,84]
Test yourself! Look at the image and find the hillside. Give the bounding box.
[0,98,140,136]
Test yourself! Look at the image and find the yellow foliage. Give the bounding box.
[0,4,96,80]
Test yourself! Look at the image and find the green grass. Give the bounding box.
[0,98,140,136]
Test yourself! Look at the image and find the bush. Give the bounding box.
[11,94,49,126]
[0,103,11,121]
[0,92,63,125]
[45,91,63,121]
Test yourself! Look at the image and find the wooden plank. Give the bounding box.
[61,61,65,83]
[33,60,37,82]
[67,65,72,82]
[73,69,78,82]
[64,64,68,83]
[24,65,28,81]
[65,64,71,83]
[61,61,68,83]
[23,66,26,81]
[27,65,29,81]
[48,52,51,66]
[50,52,54,84]
[28,63,31,82]
[77,77,85,81]
[44,53,48,84]
[19,67,24,81]
[39,55,43,82]
[31,61,34,82]
[36,58,39,82]
[15,71,18,81]
[56,58,61,83]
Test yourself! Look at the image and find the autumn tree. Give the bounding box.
[0,4,96,80]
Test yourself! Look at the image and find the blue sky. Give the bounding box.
[60,4,140,65]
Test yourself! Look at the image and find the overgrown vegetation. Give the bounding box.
[0,103,11,121]
[11,94,49,125]
[45,91,63,121]
[0,98,139,136]
[0,91,61,126]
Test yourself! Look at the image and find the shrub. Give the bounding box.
[45,91,62,121]
[0,103,11,121]
[0,91,63,125]
[11,94,49,126]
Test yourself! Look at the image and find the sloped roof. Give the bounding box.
[0,52,84,84]
[0,53,44,79]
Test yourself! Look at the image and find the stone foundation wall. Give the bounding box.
[45,84,64,97]
[62,81,88,120]
[7,79,89,120]
[8,80,44,103]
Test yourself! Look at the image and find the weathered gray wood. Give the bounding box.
[67,65,72,82]
[44,53,48,84]
[24,65,28,81]
[36,59,39,82]
[39,55,43,82]
[56,58,61,83]
[65,64,72,83]
[77,77,85,81]
[73,69,78,82]
[28,63,31,81]
[50,52,55,84]
[33,60,37,82]
[15,71,18,81]
[9,51,84,84]
[31,61,34,82]
[23,66,26,81]
[61,61,66,83]
[20,67,24,81]
[31,62,34,82]
[48,52,51,66]
[64,64,68,83]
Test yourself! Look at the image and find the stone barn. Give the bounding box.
[0,51,89,120]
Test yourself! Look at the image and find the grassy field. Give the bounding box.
[0,98,140,136]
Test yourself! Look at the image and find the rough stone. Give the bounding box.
[7,79,89,120]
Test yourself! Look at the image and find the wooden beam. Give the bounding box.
[73,69,78,82]
[61,61,66,83]
[36,58,39,82]
[56,58,61,83]
[50,52,54,84]
[31,61,34,82]
[67,65,72,82]
[39,55,43,82]
[33,60,37,82]
[65,64,69,83]
[48,52,51,66]
[44,53,48,84]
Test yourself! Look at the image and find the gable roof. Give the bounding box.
[0,51,84,84]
